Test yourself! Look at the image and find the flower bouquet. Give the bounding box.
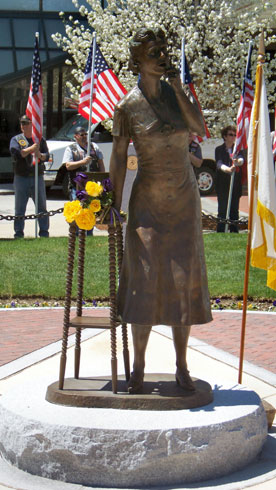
[63,173,123,230]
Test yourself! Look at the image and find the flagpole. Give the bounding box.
[272,106,276,176]
[34,31,39,239]
[225,172,235,233]
[86,32,96,170]
[181,37,185,84]
[227,41,253,234]
[238,33,265,384]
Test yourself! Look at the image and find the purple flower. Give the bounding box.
[215,298,221,304]
[76,190,89,202]
[92,299,98,307]
[102,178,113,192]
[10,301,16,307]
[73,173,88,185]
[273,300,276,307]
[82,300,86,305]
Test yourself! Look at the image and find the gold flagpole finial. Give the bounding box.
[258,31,265,63]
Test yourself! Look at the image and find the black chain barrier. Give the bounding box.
[0,208,248,227]
[201,211,248,227]
[0,208,64,221]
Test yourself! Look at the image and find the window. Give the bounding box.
[13,19,42,47]
[0,0,39,9]
[0,19,11,47]
[0,51,14,76]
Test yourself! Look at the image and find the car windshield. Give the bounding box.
[52,115,98,141]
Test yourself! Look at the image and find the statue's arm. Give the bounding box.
[168,70,205,137]
[109,135,130,211]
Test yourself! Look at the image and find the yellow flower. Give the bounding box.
[63,200,81,223]
[237,301,242,309]
[89,199,101,213]
[85,181,103,197]
[75,208,96,230]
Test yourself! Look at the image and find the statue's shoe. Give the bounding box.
[175,368,196,392]
[128,372,144,394]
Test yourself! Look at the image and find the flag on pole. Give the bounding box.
[181,52,210,142]
[247,65,276,290]
[78,43,127,123]
[273,107,276,161]
[232,43,254,159]
[26,34,43,147]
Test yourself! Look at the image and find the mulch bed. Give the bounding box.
[0,296,275,312]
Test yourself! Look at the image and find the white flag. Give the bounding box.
[247,67,276,290]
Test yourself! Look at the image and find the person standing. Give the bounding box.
[62,126,105,201]
[189,132,203,168]
[62,126,105,235]
[9,115,49,239]
[215,125,244,233]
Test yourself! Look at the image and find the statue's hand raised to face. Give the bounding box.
[165,65,182,92]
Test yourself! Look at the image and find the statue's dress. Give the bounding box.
[112,82,212,327]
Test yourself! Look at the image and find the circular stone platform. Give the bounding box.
[0,377,267,488]
[46,374,213,409]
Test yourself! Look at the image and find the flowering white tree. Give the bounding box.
[53,0,276,135]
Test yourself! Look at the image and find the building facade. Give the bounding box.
[0,1,107,140]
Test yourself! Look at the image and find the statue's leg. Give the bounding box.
[128,324,152,394]
[172,326,195,391]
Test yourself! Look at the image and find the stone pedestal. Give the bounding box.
[0,378,267,488]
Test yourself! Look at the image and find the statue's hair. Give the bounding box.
[221,125,236,140]
[128,28,166,74]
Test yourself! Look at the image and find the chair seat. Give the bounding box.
[69,315,119,329]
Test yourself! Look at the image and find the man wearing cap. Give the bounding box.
[62,126,105,235]
[9,115,49,238]
[62,126,105,199]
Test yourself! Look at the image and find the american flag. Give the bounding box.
[181,51,210,142]
[78,42,127,123]
[232,42,254,159]
[26,34,43,147]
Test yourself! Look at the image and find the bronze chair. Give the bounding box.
[58,216,130,394]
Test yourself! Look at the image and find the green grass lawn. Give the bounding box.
[204,234,276,300]
[0,234,275,301]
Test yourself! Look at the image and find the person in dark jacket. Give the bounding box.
[9,115,49,238]
[215,125,244,233]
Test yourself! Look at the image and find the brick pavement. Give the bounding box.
[0,308,108,367]
[0,308,275,375]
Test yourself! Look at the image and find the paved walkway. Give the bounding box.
[0,307,275,377]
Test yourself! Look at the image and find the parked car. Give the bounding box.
[44,114,113,196]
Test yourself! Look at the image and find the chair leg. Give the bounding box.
[122,323,130,381]
[59,222,76,390]
[74,328,81,379]
[74,229,86,379]
[115,222,130,381]
[108,223,117,394]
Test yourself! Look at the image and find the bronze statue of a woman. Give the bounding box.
[110,28,212,394]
